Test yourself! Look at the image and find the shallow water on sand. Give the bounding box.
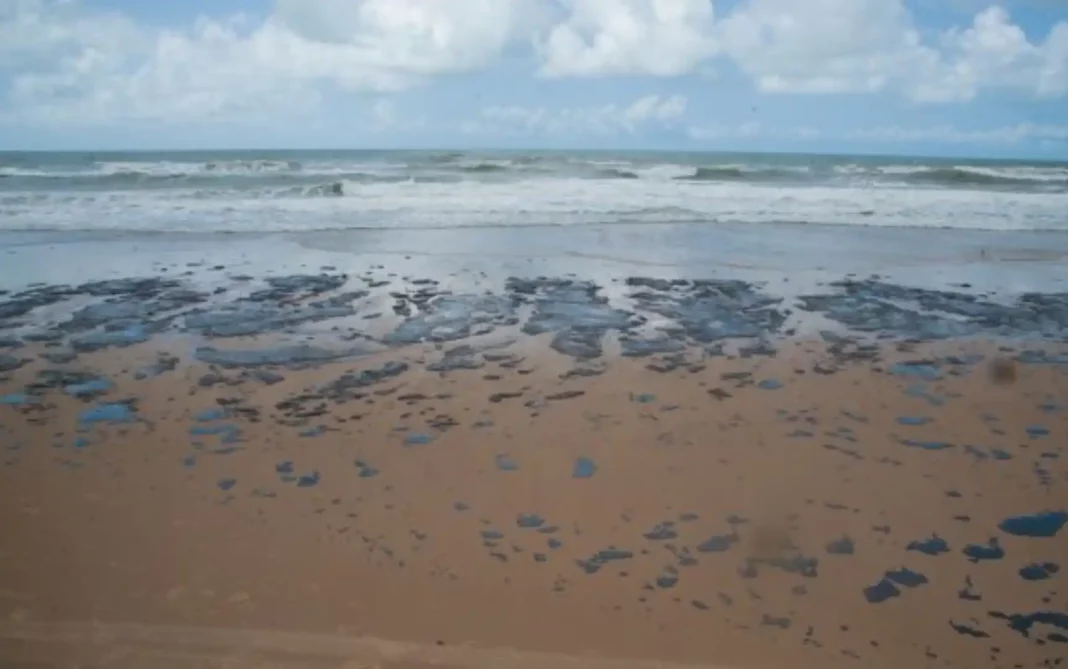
[1,224,1067,669]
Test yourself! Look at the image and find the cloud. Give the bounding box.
[687,120,1068,145]
[272,0,531,77]
[687,122,822,141]
[848,122,1068,144]
[0,0,531,125]
[910,6,1068,101]
[464,94,688,136]
[1,0,1067,132]
[718,0,1068,102]
[537,0,718,77]
[718,0,934,94]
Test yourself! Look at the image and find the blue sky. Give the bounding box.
[1,0,1067,158]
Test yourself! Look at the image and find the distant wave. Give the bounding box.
[5,215,1066,235]
[6,158,1064,193]
[458,162,510,173]
[894,166,1067,189]
[597,168,640,180]
[0,170,466,192]
[676,165,809,183]
[2,150,1067,236]
[202,159,301,173]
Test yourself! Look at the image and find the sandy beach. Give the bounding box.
[1,228,1066,669]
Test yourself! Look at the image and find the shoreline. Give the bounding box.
[1,242,1066,668]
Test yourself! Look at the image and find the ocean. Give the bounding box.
[2,149,1067,233]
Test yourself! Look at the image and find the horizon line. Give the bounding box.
[1,146,1066,164]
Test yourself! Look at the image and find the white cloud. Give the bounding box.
[537,0,718,77]
[909,6,1068,101]
[0,0,531,125]
[687,120,1068,145]
[718,0,1068,102]
[848,122,1068,144]
[465,94,688,136]
[687,122,822,141]
[272,0,531,77]
[718,0,931,94]
[1,0,1067,131]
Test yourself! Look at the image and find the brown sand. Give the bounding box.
[0,337,1065,669]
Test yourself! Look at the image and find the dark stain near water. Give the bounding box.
[949,621,990,639]
[988,610,1068,640]
[0,354,26,373]
[354,460,380,478]
[904,383,945,406]
[79,403,136,425]
[572,456,597,478]
[480,529,504,542]
[696,532,738,554]
[963,538,1005,563]
[189,423,242,444]
[296,471,321,487]
[626,277,785,344]
[864,578,900,604]
[1018,562,1060,581]
[196,344,362,368]
[0,393,33,406]
[643,522,678,541]
[998,511,1068,538]
[864,567,929,604]
[5,272,1068,379]
[885,567,928,588]
[516,513,546,529]
[194,407,228,422]
[403,432,434,446]
[898,438,955,451]
[575,548,634,574]
[888,361,942,380]
[64,377,113,399]
[495,453,520,472]
[761,614,792,629]
[654,567,679,589]
[907,534,950,556]
[964,444,1014,462]
[825,536,855,555]
[1026,425,1051,439]
[896,416,932,426]
[513,278,636,359]
[747,553,820,579]
[958,575,981,601]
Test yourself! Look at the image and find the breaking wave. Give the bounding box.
[892,166,1068,189]
[2,149,1066,233]
[677,165,808,183]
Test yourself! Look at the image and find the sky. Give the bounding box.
[1,0,1067,158]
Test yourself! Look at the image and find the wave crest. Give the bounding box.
[896,166,1067,189]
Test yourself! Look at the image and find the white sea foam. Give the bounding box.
[2,151,1066,233]
[1,176,1066,233]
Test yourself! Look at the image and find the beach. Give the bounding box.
[0,150,1067,669]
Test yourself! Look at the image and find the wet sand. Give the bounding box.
[0,233,1066,669]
